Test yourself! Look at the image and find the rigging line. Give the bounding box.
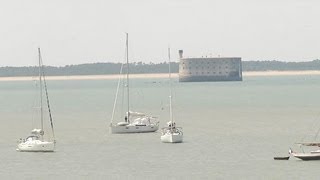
[111,34,128,125]
[38,48,44,141]
[110,62,124,125]
[120,72,125,120]
[313,113,320,140]
[31,79,38,130]
[300,112,320,142]
[39,49,55,142]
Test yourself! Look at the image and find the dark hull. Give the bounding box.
[274,156,290,160]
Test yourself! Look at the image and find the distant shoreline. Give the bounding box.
[1,70,320,81]
[243,70,320,76]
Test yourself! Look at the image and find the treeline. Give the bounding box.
[244,60,320,71]
[0,60,320,77]
[0,62,179,77]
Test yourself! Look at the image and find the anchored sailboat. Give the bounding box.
[109,33,159,133]
[160,48,183,143]
[17,48,55,152]
[289,119,320,160]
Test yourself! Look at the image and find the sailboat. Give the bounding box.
[289,120,320,160]
[160,48,183,143]
[17,48,56,152]
[109,33,159,133]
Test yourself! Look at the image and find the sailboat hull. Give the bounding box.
[17,140,55,152]
[161,133,183,143]
[110,125,159,134]
[292,153,320,161]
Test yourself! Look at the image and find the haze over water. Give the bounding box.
[1,75,320,179]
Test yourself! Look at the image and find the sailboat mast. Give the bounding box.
[168,48,173,130]
[126,33,130,123]
[38,48,44,139]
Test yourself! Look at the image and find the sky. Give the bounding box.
[0,0,319,66]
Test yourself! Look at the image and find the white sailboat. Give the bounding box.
[161,48,183,143]
[17,48,56,152]
[289,122,320,160]
[109,33,159,133]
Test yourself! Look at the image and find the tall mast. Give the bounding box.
[38,48,44,140]
[126,33,130,123]
[168,48,173,130]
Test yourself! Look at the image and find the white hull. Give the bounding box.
[110,124,159,134]
[291,152,320,160]
[17,140,55,152]
[161,133,183,143]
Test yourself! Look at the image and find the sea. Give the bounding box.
[1,75,320,179]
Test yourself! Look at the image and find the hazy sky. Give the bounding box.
[0,0,319,66]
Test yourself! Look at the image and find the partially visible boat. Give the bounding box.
[290,152,320,161]
[290,143,320,160]
[17,48,56,152]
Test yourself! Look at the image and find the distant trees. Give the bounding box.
[0,60,320,77]
[0,62,179,77]
[243,60,320,71]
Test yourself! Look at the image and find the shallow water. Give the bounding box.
[1,75,320,179]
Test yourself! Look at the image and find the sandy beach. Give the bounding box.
[1,71,320,81]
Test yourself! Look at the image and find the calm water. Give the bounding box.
[1,75,320,179]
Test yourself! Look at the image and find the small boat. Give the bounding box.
[274,156,290,160]
[17,48,56,152]
[109,33,159,134]
[160,48,183,143]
